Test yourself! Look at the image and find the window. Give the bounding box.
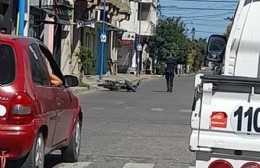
[38,44,64,82]
[0,44,15,85]
[29,44,49,86]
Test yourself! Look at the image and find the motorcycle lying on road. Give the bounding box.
[98,80,141,92]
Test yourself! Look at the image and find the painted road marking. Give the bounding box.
[151,108,164,112]
[123,163,154,168]
[53,162,92,168]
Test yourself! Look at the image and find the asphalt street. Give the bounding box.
[45,74,196,168]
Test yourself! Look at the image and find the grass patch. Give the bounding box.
[79,82,90,89]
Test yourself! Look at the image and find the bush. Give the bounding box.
[76,47,94,75]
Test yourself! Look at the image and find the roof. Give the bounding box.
[0,33,41,45]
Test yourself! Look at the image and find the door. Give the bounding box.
[28,44,58,151]
[38,44,74,146]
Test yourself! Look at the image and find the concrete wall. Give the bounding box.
[60,24,73,75]
[119,0,157,74]
[120,1,138,34]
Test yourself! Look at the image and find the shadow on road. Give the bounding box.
[5,154,63,168]
[44,154,63,168]
[100,89,138,93]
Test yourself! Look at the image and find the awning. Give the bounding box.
[41,8,56,17]
[56,17,71,25]
[31,6,71,25]
[54,0,73,9]
[96,21,126,32]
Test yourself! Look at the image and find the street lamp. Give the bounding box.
[136,0,142,77]
[99,0,107,80]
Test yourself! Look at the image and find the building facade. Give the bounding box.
[29,0,74,74]
[70,0,131,77]
[118,0,157,74]
[0,0,131,79]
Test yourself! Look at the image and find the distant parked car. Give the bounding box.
[0,34,82,168]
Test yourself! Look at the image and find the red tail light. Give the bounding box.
[241,162,260,168]
[211,111,227,128]
[8,93,32,125]
[209,160,233,168]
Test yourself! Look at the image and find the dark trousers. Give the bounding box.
[165,72,174,92]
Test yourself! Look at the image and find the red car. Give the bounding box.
[0,34,82,168]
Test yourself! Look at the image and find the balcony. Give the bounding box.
[140,0,157,7]
[118,0,131,14]
[87,0,100,9]
[102,0,121,7]
[95,0,131,22]
[115,0,130,21]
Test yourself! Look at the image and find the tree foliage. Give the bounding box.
[147,17,191,64]
[191,38,207,72]
[147,17,207,72]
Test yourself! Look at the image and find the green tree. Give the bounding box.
[225,21,233,37]
[147,17,206,73]
[191,38,207,72]
[148,17,191,63]
[148,18,207,71]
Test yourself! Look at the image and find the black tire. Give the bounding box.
[114,84,121,91]
[16,133,45,168]
[125,81,137,92]
[61,119,81,162]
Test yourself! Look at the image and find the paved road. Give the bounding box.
[45,74,196,168]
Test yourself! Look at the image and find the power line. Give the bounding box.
[188,14,232,20]
[186,23,228,27]
[167,16,233,21]
[164,12,234,18]
[161,6,235,11]
[195,30,223,34]
[160,14,232,21]
[171,0,237,2]
[183,18,231,22]
[159,1,234,39]
[181,1,219,16]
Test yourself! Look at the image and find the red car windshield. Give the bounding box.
[0,44,15,85]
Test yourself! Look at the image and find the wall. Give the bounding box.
[60,24,73,75]
[120,1,138,34]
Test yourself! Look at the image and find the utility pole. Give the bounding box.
[99,0,107,80]
[136,0,142,77]
[192,27,195,41]
[18,0,25,36]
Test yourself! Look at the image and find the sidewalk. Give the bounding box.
[70,74,162,94]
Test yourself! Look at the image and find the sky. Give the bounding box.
[159,0,238,39]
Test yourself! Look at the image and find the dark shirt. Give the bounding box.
[165,57,176,73]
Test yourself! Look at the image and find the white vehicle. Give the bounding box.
[189,0,260,167]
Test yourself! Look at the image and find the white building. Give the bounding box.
[118,0,157,74]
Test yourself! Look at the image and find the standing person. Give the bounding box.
[164,55,176,92]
